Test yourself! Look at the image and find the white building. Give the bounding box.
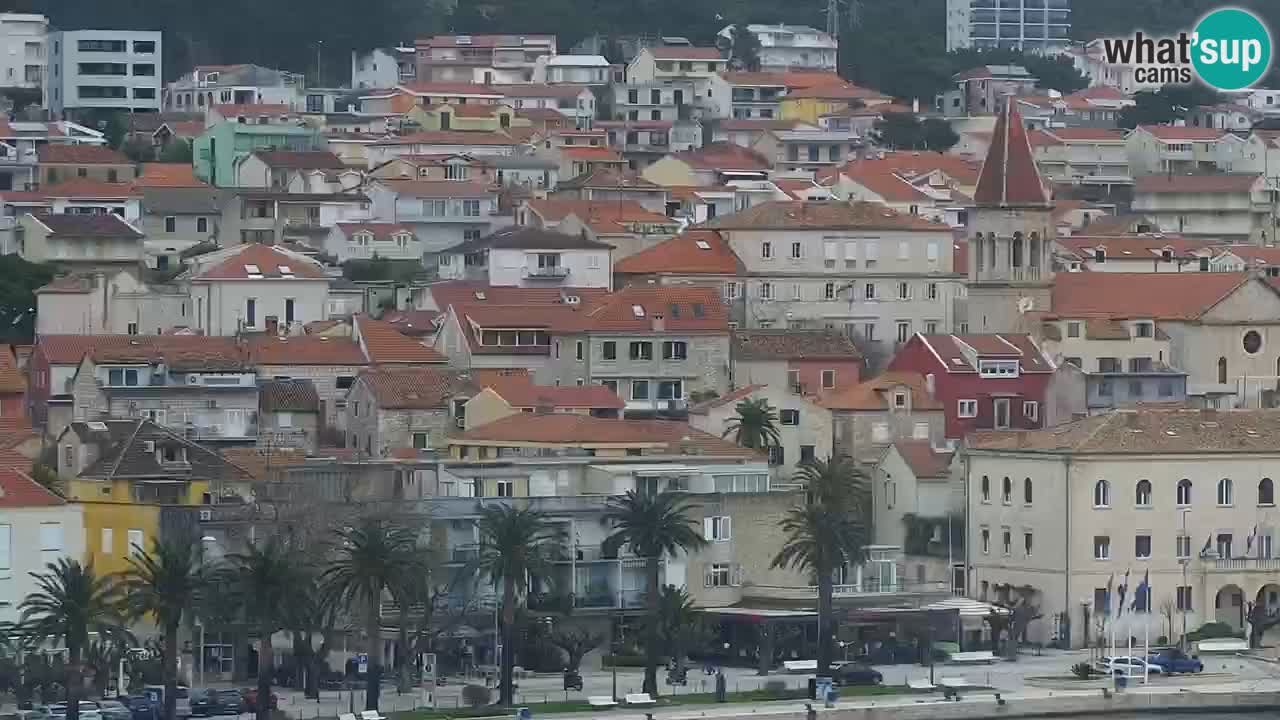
[0,467,85,626]
[1131,174,1272,242]
[0,13,47,92]
[324,221,425,263]
[351,46,415,90]
[534,55,610,85]
[366,179,503,255]
[164,63,303,113]
[46,29,162,117]
[946,0,1071,52]
[436,225,613,289]
[716,24,837,73]
[181,243,330,335]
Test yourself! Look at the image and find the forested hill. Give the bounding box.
[2,0,1277,97]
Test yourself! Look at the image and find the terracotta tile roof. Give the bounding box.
[1049,271,1256,320]
[492,84,589,99]
[373,130,516,146]
[451,413,758,457]
[821,371,942,411]
[1076,213,1158,236]
[1134,174,1261,194]
[68,419,253,482]
[446,225,612,253]
[969,407,1280,454]
[0,345,26,393]
[245,334,368,365]
[397,82,504,96]
[481,375,624,409]
[35,334,146,365]
[734,330,862,361]
[561,146,625,161]
[526,198,673,228]
[252,150,348,170]
[132,163,206,188]
[974,101,1049,207]
[839,166,934,202]
[160,120,205,138]
[720,71,845,89]
[373,179,495,198]
[380,309,442,336]
[670,142,770,171]
[428,102,513,117]
[1136,125,1229,141]
[0,467,63,507]
[218,447,308,481]
[1214,244,1280,265]
[42,180,138,198]
[649,47,724,60]
[912,333,1051,374]
[583,285,727,332]
[454,304,588,352]
[335,222,416,241]
[31,213,142,238]
[894,440,953,479]
[357,316,449,364]
[559,168,660,190]
[701,201,950,232]
[211,103,293,117]
[1057,235,1213,260]
[1070,85,1131,102]
[424,281,611,313]
[38,144,129,164]
[89,336,246,372]
[613,230,742,275]
[688,384,766,414]
[818,153,981,187]
[192,243,328,280]
[358,367,473,408]
[259,378,320,412]
[785,82,887,101]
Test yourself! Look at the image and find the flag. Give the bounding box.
[1200,534,1213,558]
[1247,525,1259,557]
[1116,569,1130,618]
[1131,570,1150,613]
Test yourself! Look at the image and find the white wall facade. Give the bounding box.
[47,30,162,115]
[0,502,86,624]
[0,13,46,92]
[190,278,329,336]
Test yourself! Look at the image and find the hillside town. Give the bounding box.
[3,5,1280,720]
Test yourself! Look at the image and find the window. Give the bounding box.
[127,322,138,336]
[197,217,208,233]
[245,298,257,328]
[1094,535,1111,560]
[780,409,800,426]
[100,527,114,555]
[662,341,687,360]
[1024,531,1033,557]
[1067,321,1081,338]
[631,380,650,400]
[759,282,774,300]
[707,563,731,587]
[657,380,683,400]
[1259,477,1277,506]
[1022,401,1038,423]
[496,480,514,497]
[761,242,773,259]
[1024,477,1033,504]
[629,342,653,360]
[1174,478,1191,506]
[791,283,802,301]
[1094,479,1111,508]
[927,282,938,300]
[1217,533,1233,558]
[958,399,977,418]
[925,321,939,334]
[284,298,295,325]
[1244,330,1263,354]
[1002,528,1011,555]
[1135,533,1152,559]
[981,528,990,554]
[980,475,990,502]
[1176,534,1191,559]
[39,522,63,551]
[844,241,857,268]
[790,241,802,260]
[164,216,176,233]
[1176,585,1193,611]
[864,282,876,300]
[897,282,910,300]
[1218,477,1234,506]
[978,359,1019,378]
[575,341,584,361]
[767,446,785,466]
[1001,476,1012,504]
[412,432,429,449]
[1218,356,1228,384]
[893,392,907,408]
[895,321,911,343]
[1159,379,1175,397]
[1135,479,1152,507]
[127,529,144,557]
[824,282,836,300]
[705,516,732,541]
[800,445,815,464]
[603,341,617,360]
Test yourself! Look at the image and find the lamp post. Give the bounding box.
[1180,509,1191,651]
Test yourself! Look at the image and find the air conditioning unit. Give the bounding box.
[455,417,465,428]
[199,509,212,521]
[563,295,581,305]
[209,424,223,435]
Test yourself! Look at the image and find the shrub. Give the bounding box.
[461,684,490,707]
[1070,662,1094,679]
[1187,621,1245,642]
[763,680,788,697]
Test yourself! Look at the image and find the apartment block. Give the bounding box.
[46,29,162,117]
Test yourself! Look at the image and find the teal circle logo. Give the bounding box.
[1192,8,1272,90]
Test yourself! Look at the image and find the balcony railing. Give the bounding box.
[524,265,570,279]
[1212,557,1280,570]
[745,579,950,601]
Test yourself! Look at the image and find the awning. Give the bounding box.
[922,597,1011,617]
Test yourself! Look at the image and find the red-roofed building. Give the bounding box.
[613,230,742,283]
[132,163,206,188]
[466,372,624,426]
[689,378,831,474]
[521,198,679,259]
[414,34,556,86]
[643,143,771,188]
[888,333,1055,438]
[345,366,475,456]
[1132,173,1267,240]
[39,144,136,187]
[628,47,730,113]
[1125,124,1233,176]
[182,244,330,335]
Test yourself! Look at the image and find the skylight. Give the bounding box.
[632,304,645,318]
[950,358,964,365]
[475,291,487,300]
[695,240,711,250]
[87,421,108,431]
[244,264,262,277]
[278,265,294,276]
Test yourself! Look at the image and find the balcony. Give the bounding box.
[1211,558,1280,571]
[746,579,951,601]
[523,265,570,280]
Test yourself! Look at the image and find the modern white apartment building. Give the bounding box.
[0,13,47,92]
[46,29,162,117]
[717,24,837,73]
[946,0,1071,52]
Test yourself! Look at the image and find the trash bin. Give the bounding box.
[1115,674,1128,690]
[814,677,833,705]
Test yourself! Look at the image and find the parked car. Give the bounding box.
[190,690,236,718]
[125,696,157,720]
[141,686,190,719]
[48,702,103,720]
[239,689,278,713]
[1096,656,1163,676]
[830,663,883,686]
[98,700,132,720]
[1148,649,1204,674]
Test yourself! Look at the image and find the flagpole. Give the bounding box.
[1144,597,1150,685]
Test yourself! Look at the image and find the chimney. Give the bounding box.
[264,316,279,335]
[652,313,665,332]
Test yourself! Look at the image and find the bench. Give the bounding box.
[360,711,387,720]
[1196,638,1248,654]
[588,697,618,709]
[338,714,357,720]
[783,660,818,673]
[625,693,656,707]
[938,680,1001,703]
[948,651,998,665]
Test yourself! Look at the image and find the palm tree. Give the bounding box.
[319,516,425,712]
[475,505,561,706]
[654,585,704,674]
[771,458,870,675]
[602,491,707,696]
[723,397,781,450]
[118,537,208,720]
[222,538,299,720]
[19,559,129,720]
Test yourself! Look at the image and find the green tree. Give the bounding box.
[222,538,299,720]
[873,112,926,150]
[1118,85,1223,129]
[653,585,704,672]
[729,24,762,72]
[475,506,561,706]
[722,397,781,450]
[602,491,707,696]
[549,629,602,672]
[921,118,960,152]
[159,140,193,164]
[18,559,130,720]
[30,462,63,496]
[118,537,208,720]
[319,516,426,712]
[121,138,154,164]
[771,458,870,675]
[0,255,56,343]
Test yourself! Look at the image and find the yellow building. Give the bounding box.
[76,501,162,576]
[779,83,893,125]
[407,102,528,133]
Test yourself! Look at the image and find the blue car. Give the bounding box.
[1148,650,1204,674]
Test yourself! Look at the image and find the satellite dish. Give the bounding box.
[1017,297,1034,314]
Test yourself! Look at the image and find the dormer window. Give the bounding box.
[978,359,1019,378]
[1093,248,1106,263]
[1134,321,1154,338]
[394,232,412,247]
[1161,248,1173,262]
[354,232,372,246]
[893,391,907,408]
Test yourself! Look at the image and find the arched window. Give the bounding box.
[981,475,990,502]
[1177,479,1192,506]
[1011,232,1024,268]
[1094,479,1111,508]
[1002,476,1012,504]
[987,235,996,269]
[1260,478,1275,506]
[1218,356,1228,384]
[1024,477,1033,505]
[1217,478,1234,506]
[1135,479,1152,507]
[1029,232,1041,268]
[975,233,985,271]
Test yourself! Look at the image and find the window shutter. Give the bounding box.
[722,516,732,541]
[703,518,714,540]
